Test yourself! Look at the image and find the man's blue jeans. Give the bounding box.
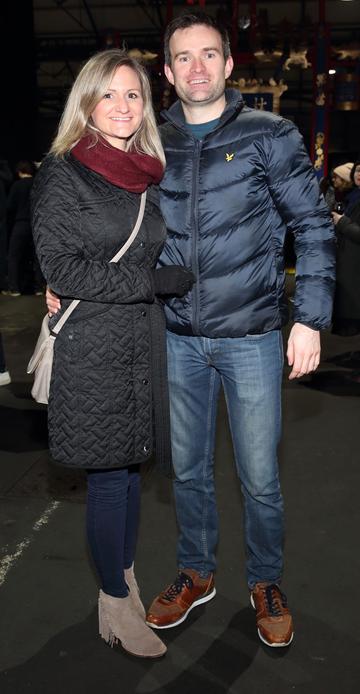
[167,329,284,588]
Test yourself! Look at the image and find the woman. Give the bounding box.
[330,162,354,211]
[320,162,353,214]
[332,161,360,336]
[31,50,194,658]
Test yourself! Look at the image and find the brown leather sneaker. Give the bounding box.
[146,569,216,629]
[250,582,294,647]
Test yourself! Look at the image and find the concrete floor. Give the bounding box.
[0,292,360,694]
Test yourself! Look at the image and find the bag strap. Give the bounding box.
[110,191,147,263]
[52,190,147,336]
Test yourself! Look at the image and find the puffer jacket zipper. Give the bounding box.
[191,139,202,336]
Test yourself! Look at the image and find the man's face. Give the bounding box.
[164,25,233,109]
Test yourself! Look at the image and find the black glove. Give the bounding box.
[153,266,196,297]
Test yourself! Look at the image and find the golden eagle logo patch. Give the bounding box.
[225,153,235,162]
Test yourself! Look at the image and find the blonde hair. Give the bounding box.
[50,49,165,168]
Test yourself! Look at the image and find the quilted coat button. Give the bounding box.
[142,378,149,385]
[140,241,146,248]
[141,310,147,317]
[143,444,150,454]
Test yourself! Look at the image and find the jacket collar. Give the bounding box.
[161,88,245,132]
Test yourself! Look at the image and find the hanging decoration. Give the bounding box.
[283,48,311,71]
[333,42,360,61]
[311,19,330,180]
[127,48,158,63]
[228,77,288,114]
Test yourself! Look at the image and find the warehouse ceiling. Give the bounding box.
[33,1,360,101]
[21,1,360,162]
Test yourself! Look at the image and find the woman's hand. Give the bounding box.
[46,286,61,316]
[331,211,343,225]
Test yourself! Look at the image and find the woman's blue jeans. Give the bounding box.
[86,466,140,597]
[167,329,284,588]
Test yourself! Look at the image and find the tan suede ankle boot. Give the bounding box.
[98,590,166,658]
[124,564,146,619]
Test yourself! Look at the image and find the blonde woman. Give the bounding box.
[31,50,195,658]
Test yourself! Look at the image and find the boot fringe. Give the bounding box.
[99,601,119,647]
[97,590,166,658]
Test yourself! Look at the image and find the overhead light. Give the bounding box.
[329,69,336,75]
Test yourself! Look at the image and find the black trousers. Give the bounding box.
[0,220,8,290]
[0,332,6,372]
[8,221,43,292]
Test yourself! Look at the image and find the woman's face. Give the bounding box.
[353,164,360,188]
[91,65,144,150]
[332,173,352,192]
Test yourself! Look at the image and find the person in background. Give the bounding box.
[0,331,11,386]
[32,49,194,659]
[329,162,354,213]
[7,160,44,296]
[0,158,12,293]
[332,161,360,338]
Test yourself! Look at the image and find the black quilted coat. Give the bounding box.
[31,154,171,473]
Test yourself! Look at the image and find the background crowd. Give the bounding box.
[320,161,360,351]
[0,156,45,386]
[0,157,44,300]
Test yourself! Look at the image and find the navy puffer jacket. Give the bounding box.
[158,89,336,337]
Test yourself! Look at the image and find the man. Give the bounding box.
[46,13,335,648]
[145,13,335,648]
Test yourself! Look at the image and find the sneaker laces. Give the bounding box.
[263,584,288,617]
[162,572,194,602]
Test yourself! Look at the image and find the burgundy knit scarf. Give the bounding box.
[71,135,164,193]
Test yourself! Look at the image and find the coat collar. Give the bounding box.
[161,88,245,132]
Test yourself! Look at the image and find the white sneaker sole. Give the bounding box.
[250,593,294,648]
[146,587,216,630]
[0,372,11,386]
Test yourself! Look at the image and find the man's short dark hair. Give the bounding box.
[164,12,231,66]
